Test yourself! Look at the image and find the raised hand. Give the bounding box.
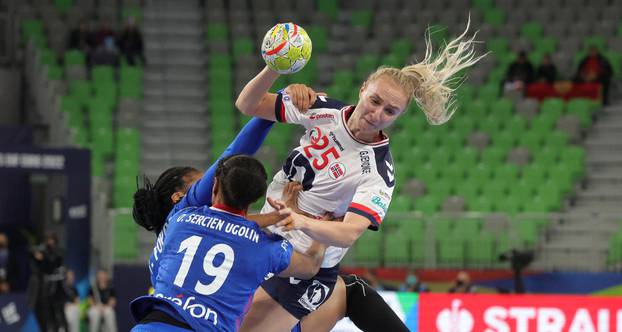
[283,84,327,113]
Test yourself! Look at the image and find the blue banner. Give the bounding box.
[0,293,40,332]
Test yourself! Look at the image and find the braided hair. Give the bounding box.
[132,166,198,234]
[214,155,268,210]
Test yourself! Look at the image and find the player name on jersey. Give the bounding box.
[175,213,260,243]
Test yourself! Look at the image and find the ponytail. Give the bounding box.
[367,16,487,125]
[132,166,198,234]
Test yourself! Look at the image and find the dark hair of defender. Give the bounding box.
[214,154,268,211]
[132,166,198,234]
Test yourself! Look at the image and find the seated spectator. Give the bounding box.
[504,50,535,94]
[93,18,116,48]
[67,19,95,53]
[575,46,613,104]
[536,54,558,84]
[448,271,477,293]
[63,269,80,332]
[0,233,10,293]
[88,269,117,332]
[118,16,145,66]
[90,36,120,67]
[399,271,429,293]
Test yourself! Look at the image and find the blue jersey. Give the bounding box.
[132,205,293,331]
[148,117,274,286]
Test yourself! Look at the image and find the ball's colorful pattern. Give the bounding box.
[261,23,312,74]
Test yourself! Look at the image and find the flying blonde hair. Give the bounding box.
[367,17,486,125]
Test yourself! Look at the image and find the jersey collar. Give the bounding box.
[210,204,247,217]
[342,106,389,146]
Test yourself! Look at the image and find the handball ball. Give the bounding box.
[261,22,312,74]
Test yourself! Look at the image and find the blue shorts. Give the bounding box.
[131,322,192,332]
[261,265,340,319]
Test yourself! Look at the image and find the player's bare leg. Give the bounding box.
[239,287,299,332]
[300,276,347,332]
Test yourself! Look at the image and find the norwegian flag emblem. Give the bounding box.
[328,162,346,180]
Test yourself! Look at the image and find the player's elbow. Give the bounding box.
[234,97,252,115]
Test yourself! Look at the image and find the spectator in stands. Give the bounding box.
[67,19,95,54]
[448,271,477,293]
[90,36,120,67]
[400,271,429,292]
[88,269,117,332]
[118,16,145,66]
[536,53,558,84]
[93,18,116,48]
[0,232,10,293]
[504,50,535,94]
[575,46,613,104]
[63,269,81,332]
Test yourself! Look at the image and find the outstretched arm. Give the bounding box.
[183,117,274,207]
[276,212,370,248]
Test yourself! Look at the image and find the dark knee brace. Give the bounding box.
[342,274,410,332]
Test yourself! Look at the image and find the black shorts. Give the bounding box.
[260,265,340,319]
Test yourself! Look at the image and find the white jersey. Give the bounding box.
[262,92,395,268]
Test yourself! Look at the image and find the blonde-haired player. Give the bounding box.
[236,19,485,332]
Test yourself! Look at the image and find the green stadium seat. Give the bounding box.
[428,24,449,47]
[390,39,413,61]
[392,195,414,212]
[306,26,328,53]
[454,147,479,169]
[207,23,227,41]
[453,219,481,238]
[514,220,539,248]
[48,65,63,80]
[534,37,557,55]
[479,116,502,135]
[384,231,410,265]
[481,147,505,167]
[479,84,500,104]
[487,37,510,57]
[92,65,115,82]
[467,232,495,265]
[438,235,465,265]
[428,179,453,198]
[414,195,441,214]
[496,194,522,214]
[233,38,253,58]
[566,98,594,127]
[472,0,493,10]
[354,230,382,265]
[505,115,528,138]
[464,99,488,119]
[40,49,57,66]
[484,8,505,27]
[332,70,355,88]
[53,0,73,15]
[583,36,607,52]
[520,22,543,42]
[122,6,143,23]
[64,50,86,66]
[468,195,494,212]
[317,0,339,20]
[540,98,564,116]
[355,54,379,81]
[351,9,372,28]
[21,19,44,45]
[381,53,404,69]
[468,163,493,185]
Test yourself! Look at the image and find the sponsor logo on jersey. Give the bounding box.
[154,292,219,325]
[378,189,391,201]
[309,127,323,143]
[328,162,346,180]
[371,195,388,214]
[309,112,335,120]
[298,280,330,311]
[359,151,372,174]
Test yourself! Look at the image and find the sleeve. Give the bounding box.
[274,92,346,129]
[347,176,394,231]
[267,236,294,275]
[178,117,275,209]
